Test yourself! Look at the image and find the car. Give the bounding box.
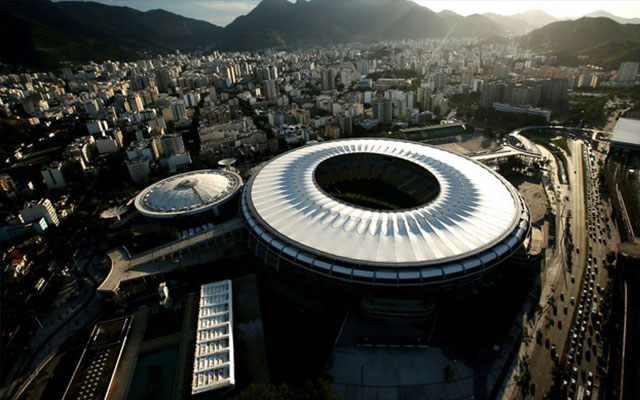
[564,305,568,314]
[545,338,550,348]
[571,275,576,284]
[570,296,575,305]
[561,292,565,301]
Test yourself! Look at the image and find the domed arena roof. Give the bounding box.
[134,170,242,218]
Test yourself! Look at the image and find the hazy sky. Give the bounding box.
[65,0,640,27]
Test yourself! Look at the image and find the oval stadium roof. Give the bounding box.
[242,139,530,286]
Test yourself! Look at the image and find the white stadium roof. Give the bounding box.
[611,118,640,149]
[134,170,242,218]
[192,280,235,394]
[242,139,530,286]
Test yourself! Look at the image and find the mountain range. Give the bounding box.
[1,0,224,67]
[213,0,509,51]
[584,10,640,25]
[1,0,639,69]
[521,17,640,69]
[482,10,558,35]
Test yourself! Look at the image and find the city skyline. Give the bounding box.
[2,0,640,396]
[59,0,640,27]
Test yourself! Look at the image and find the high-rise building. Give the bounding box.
[269,65,279,80]
[492,63,511,79]
[160,134,186,156]
[462,70,474,86]
[337,114,353,137]
[372,98,392,124]
[405,92,415,111]
[19,198,60,227]
[503,84,541,107]
[472,78,483,93]
[264,80,279,100]
[128,94,145,112]
[429,71,448,90]
[417,87,432,110]
[540,79,568,105]
[162,100,188,122]
[41,162,66,190]
[183,92,201,108]
[481,81,505,108]
[431,92,449,116]
[0,174,17,198]
[86,120,108,135]
[84,99,100,116]
[171,100,188,121]
[325,124,341,139]
[578,74,598,88]
[618,61,639,82]
[151,134,164,159]
[356,60,370,75]
[321,69,336,91]
[126,158,151,182]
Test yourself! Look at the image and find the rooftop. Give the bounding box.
[134,169,242,218]
[245,139,526,266]
[62,316,133,400]
[611,118,640,148]
[192,280,235,394]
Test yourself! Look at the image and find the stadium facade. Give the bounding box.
[242,139,531,291]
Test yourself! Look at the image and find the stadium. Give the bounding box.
[241,138,531,291]
[134,169,243,219]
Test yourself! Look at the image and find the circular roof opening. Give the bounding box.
[314,153,440,211]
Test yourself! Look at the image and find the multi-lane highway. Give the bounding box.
[502,129,620,400]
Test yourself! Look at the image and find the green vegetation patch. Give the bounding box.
[551,137,572,156]
[326,179,421,210]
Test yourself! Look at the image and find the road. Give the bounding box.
[501,131,620,399]
[525,138,587,399]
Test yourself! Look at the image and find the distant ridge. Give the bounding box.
[220,0,505,50]
[583,10,640,25]
[520,17,640,69]
[1,0,223,67]
[482,10,558,35]
[1,0,509,66]
[2,0,640,70]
